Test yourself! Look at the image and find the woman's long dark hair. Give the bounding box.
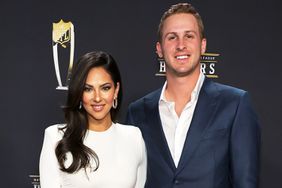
[55,51,123,173]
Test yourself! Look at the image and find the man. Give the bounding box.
[126,3,260,188]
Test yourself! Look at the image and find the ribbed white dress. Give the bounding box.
[39,123,147,188]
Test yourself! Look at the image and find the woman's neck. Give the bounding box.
[88,115,112,132]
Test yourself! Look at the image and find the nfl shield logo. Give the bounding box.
[52,19,75,90]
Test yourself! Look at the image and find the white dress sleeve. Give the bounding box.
[39,126,62,188]
[135,130,147,188]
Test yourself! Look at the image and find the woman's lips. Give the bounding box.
[91,104,104,112]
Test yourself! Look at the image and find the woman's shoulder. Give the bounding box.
[114,123,142,137]
[114,123,146,160]
[44,124,66,139]
[115,123,141,131]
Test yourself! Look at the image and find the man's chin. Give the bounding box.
[169,67,198,77]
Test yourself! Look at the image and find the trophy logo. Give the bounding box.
[29,174,40,188]
[52,19,75,90]
[155,52,220,78]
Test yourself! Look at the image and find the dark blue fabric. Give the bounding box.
[126,79,260,188]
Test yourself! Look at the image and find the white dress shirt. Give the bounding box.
[159,72,205,167]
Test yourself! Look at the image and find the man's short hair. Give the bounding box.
[157,3,205,42]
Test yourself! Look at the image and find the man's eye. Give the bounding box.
[186,34,194,39]
[168,36,176,40]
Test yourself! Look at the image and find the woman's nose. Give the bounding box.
[93,90,101,102]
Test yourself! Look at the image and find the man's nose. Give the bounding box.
[176,38,187,51]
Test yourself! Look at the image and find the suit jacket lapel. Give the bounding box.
[176,79,219,174]
[144,89,176,171]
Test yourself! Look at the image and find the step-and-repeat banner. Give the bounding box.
[1,0,281,187]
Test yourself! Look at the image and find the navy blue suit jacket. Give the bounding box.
[126,79,260,188]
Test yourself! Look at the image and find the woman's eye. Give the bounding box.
[84,87,92,92]
[102,86,111,91]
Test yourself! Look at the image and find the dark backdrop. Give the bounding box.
[0,0,281,187]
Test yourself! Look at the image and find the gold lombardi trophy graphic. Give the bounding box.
[52,19,75,90]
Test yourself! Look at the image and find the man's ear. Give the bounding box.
[201,38,207,55]
[156,42,163,58]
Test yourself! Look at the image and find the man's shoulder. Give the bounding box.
[206,79,247,97]
[130,88,162,106]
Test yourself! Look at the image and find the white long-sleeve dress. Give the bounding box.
[39,123,147,188]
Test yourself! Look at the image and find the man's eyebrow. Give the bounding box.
[184,30,197,34]
[164,32,177,38]
[164,30,197,38]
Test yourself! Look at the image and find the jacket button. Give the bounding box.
[174,179,180,184]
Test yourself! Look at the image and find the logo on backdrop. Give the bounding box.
[52,19,75,90]
[29,175,40,188]
[155,53,220,78]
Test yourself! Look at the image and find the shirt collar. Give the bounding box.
[159,72,205,103]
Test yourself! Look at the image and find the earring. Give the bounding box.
[112,98,118,109]
[79,101,82,110]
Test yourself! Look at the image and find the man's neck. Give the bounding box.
[165,69,200,116]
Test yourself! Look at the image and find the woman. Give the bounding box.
[39,51,147,188]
